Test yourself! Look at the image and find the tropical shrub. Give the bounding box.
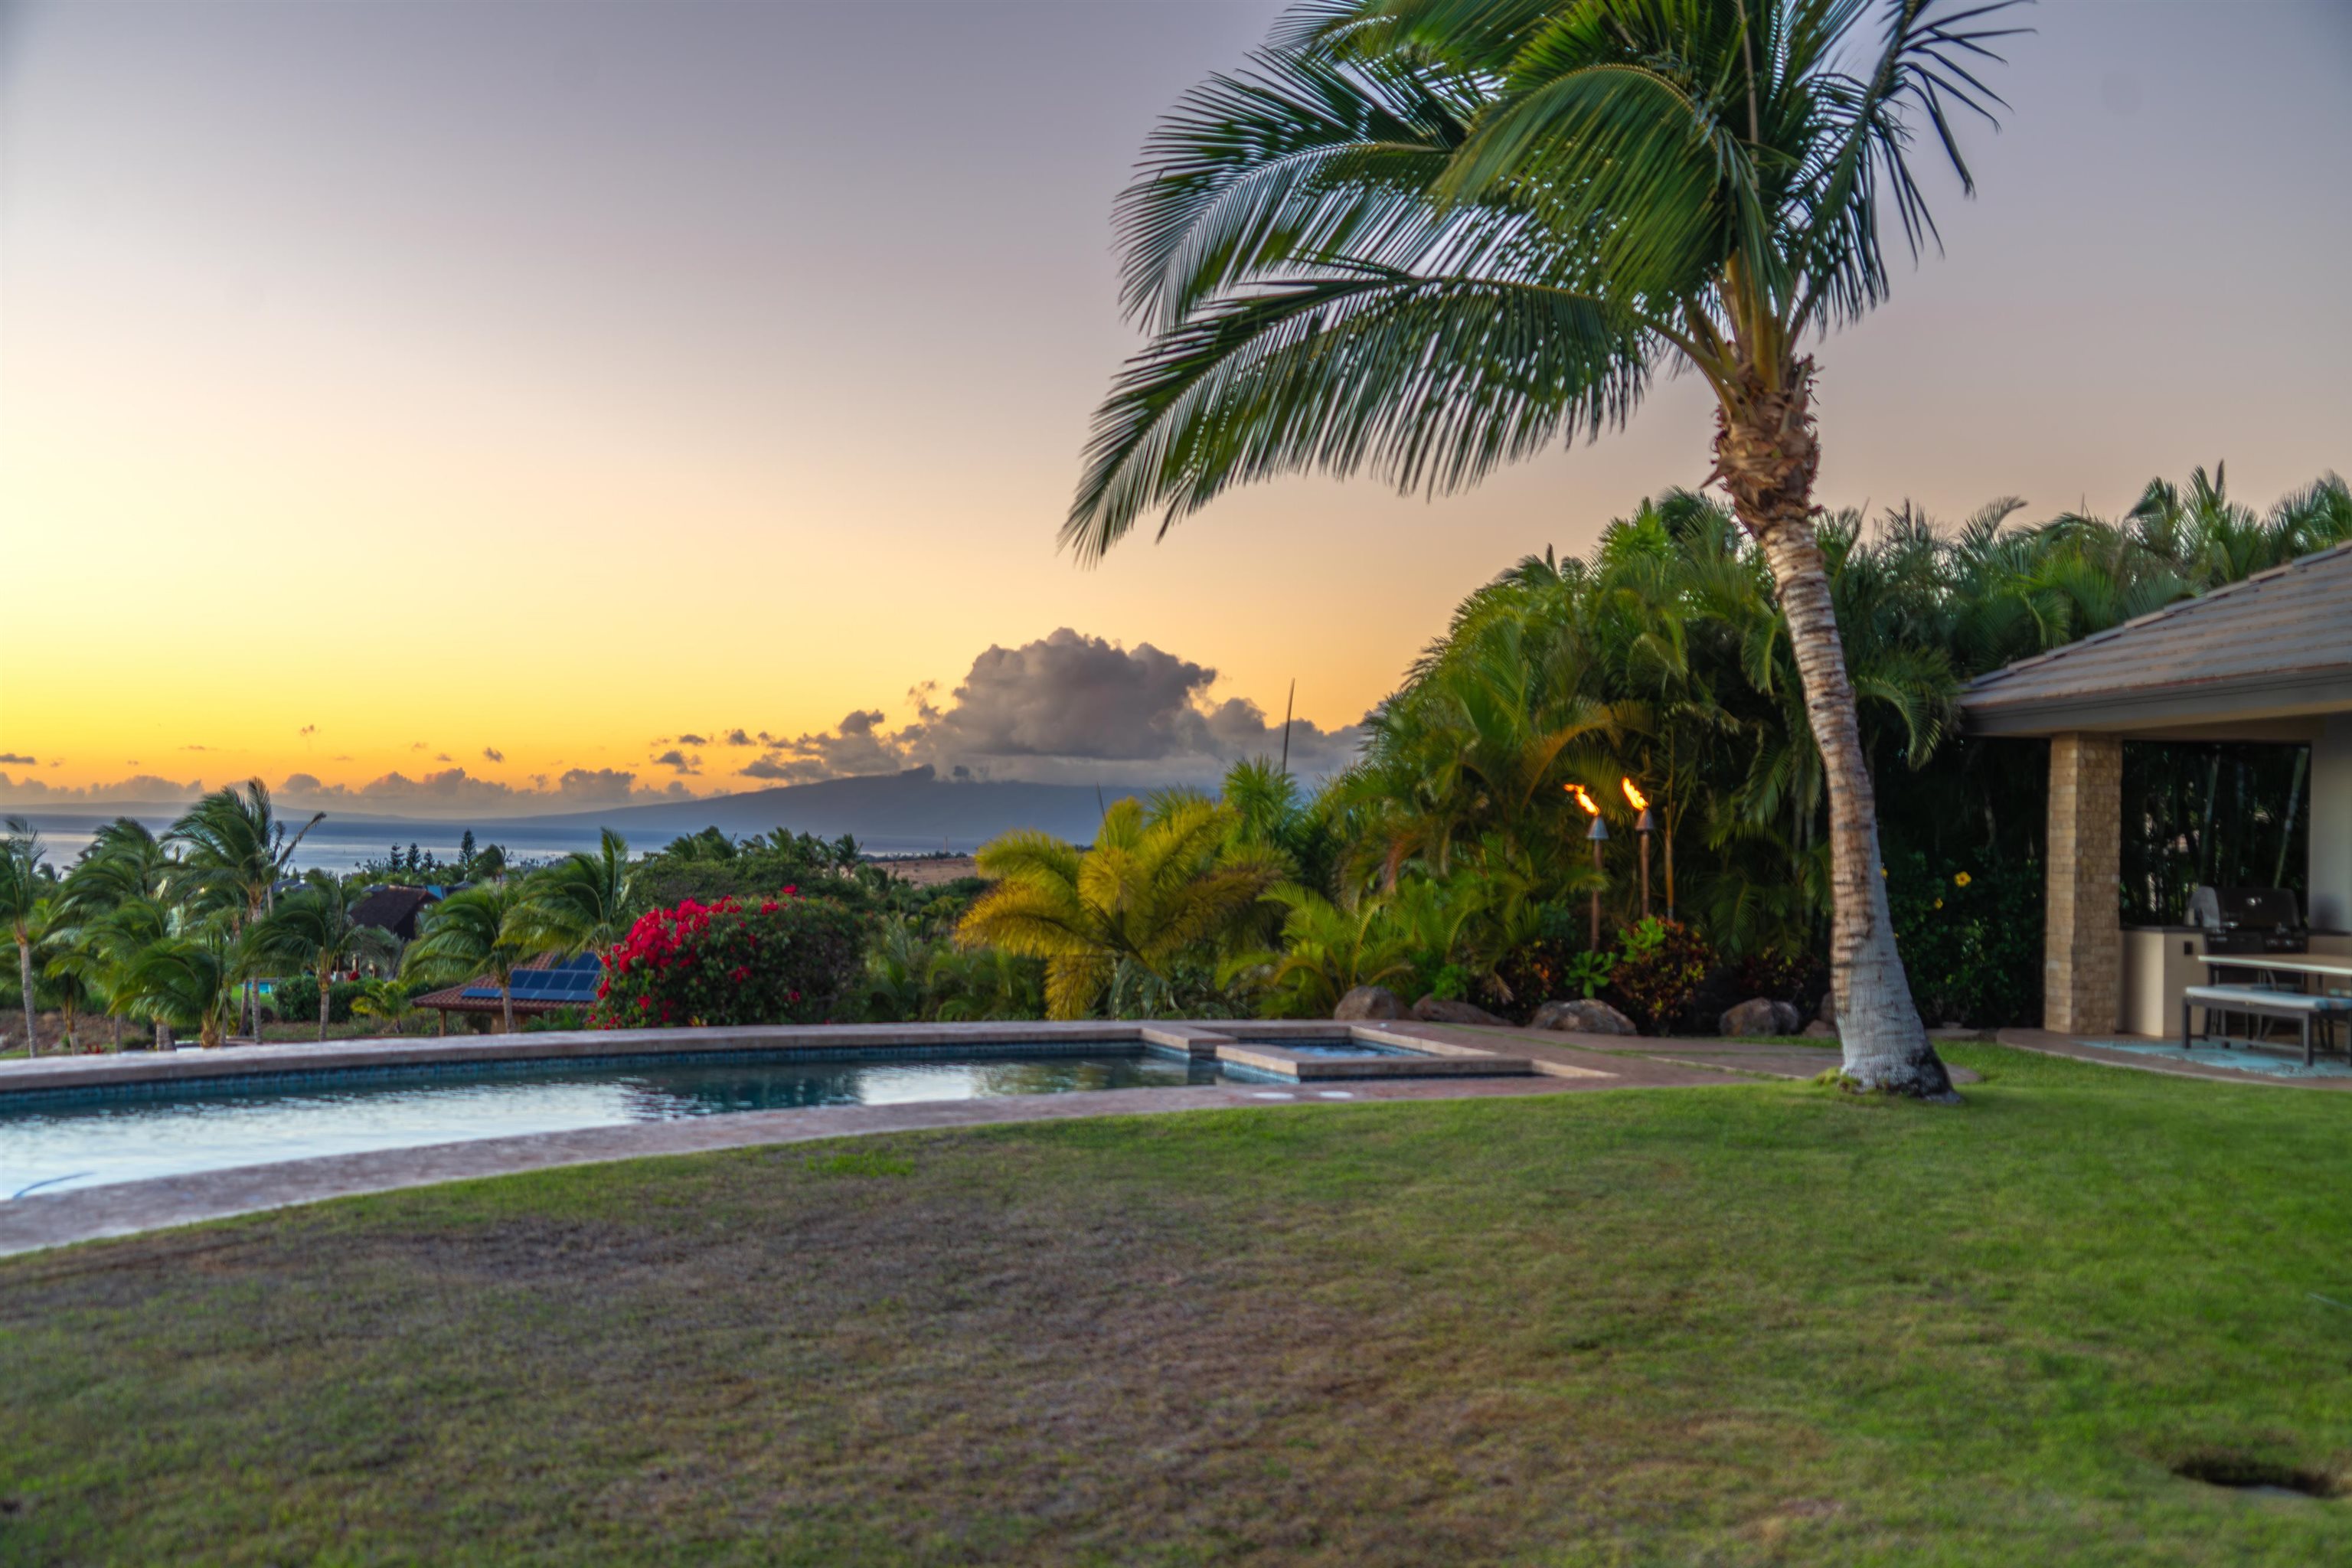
[1886,853,2043,1027]
[269,975,371,1026]
[594,893,863,1028]
[1604,919,1717,1036]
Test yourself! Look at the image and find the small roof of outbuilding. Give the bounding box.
[1960,540,2352,739]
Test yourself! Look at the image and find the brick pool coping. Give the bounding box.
[0,1020,2044,1257]
[0,1057,1739,1259]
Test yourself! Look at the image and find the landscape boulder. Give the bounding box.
[1410,995,1509,1027]
[1530,998,1639,1036]
[1720,998,1803,1037]
[1817,991,1838,1026]
[1333,985,1407,1021]
[1802,1019,1838,1040]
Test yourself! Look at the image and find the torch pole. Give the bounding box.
[1635,807,1655,920]
[1586,815,1611,949]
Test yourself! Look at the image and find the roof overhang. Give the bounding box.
[1964,669,2352,740]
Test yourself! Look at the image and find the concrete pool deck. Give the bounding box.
[0,1020,2000,1256]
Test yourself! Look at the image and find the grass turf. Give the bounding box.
[2,1044,2347,1565]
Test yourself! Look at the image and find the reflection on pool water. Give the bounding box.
[0,1051,1228,1197]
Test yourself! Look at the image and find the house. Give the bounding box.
[1958,540,2351,1035]
[348,884,443,943]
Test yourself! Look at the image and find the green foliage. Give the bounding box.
[270,975,371,1027]
[629,828,880,914]
[958,794,1285,1019]
[1604,918,1716,1035]
[1885,853,2042,1029]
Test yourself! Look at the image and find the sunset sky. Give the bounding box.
[3,0,2347,817]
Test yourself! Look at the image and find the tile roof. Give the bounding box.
[1960,540,2352,733]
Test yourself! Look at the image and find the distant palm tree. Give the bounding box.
[402,883,531,1034]
[120,925,250,1050]
[959,797,1285,1018]
[247,872,401,1040]
[1066,0,2022,1097]
[167,780,325,1037]
[2,818,56,1055]
[351,977,420,1037]
[512,829,635,960]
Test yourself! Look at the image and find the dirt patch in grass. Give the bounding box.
[4,1047,2350,1564]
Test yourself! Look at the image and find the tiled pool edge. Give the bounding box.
[0,1021,1230,1101]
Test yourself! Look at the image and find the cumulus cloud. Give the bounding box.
[0,753,34,766]
[0,772,204,805]
[729,629,1365,788]
[722,728,755,746]
[482,746,505,763]
[273,766,691,816]
[675,733,710,747]
[652,749,701,775]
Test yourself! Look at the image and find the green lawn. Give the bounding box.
[2,1046,2347,1565]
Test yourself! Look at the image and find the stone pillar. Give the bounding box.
[2044,732,2123,1034]
[2308,714,2352,933]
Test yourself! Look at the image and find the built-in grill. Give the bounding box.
[2188,886,2309,956]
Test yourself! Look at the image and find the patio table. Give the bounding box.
[2197,956,2352,994]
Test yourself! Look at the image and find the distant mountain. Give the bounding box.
[518,766,1144,853]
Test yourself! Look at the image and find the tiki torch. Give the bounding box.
[1622,778,1655,920]
[1569,783,1608,947]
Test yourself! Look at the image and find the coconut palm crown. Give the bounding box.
[1068,0,2024,1097]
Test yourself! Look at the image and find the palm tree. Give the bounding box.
[1252,886,1417,1017]
[119,923,251,1050]
[247,872,401,1040]
[959,796,1286,1018]
[167,780,326,1036]
[1065,0,2020,1097]
[2,818,56,1055]
[351,977,420,1037]
[511,829,635,959]
[402,883,531,1034]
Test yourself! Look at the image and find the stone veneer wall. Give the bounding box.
[2045,733,2123,1034]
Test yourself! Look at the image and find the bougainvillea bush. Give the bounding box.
[593,893,864,1028]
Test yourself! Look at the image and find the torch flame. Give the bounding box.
[1621,777,1649,811]
[1566,783,1599,815]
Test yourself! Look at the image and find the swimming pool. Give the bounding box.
[0,1049,1228,1197]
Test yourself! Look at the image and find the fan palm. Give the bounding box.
[1067,0,2020,1096]
[958,796,1286,1018]
[402,883,531,1034]
[247,872,401,1040]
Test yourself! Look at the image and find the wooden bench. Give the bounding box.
[2182,985,2352,1067]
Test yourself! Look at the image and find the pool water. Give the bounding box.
[1240,1040,1427,1059]
[0,1051,1227,1197]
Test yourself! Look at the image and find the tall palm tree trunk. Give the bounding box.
[17,937,37,1058]
[1716,361,1955,1099]
[318,961,333,1042]
[500,979,514,1035]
